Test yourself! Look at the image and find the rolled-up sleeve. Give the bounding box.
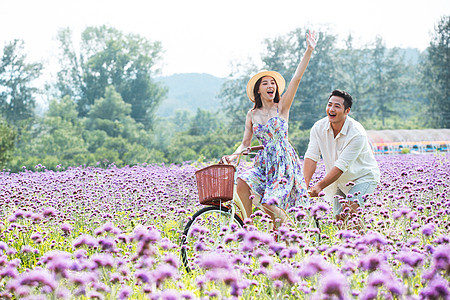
[304,125,321,162]
[334,134,365,173]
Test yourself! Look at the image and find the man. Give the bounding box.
[303,89,380,219]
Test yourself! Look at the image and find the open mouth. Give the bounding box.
[328,113,336,117]
[267,91,274,96]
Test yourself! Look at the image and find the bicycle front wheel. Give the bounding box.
[180,205,244,273]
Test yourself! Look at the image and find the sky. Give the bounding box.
[1,0,449,78]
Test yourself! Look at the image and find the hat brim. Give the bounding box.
[246,71,286,102]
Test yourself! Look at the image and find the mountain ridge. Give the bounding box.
[155,73,225,117]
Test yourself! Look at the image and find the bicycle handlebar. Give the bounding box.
[242,145,264,155]
[220,145,264,165]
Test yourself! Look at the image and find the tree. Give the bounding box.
[0,119,16,169]
[0,40,43,126]
[188,108,219,136]
[219,61,259,134]
[47,95,78,124]
[56,26,167,128]
[85,86,139,138]
[366,36,408,126]
[334,35,373,120]
[421,15,450,128]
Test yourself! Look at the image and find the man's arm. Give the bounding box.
[308,166,343,197]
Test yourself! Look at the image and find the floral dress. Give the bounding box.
[238,113,308,211]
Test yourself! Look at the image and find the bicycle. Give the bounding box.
[179,145,321,273]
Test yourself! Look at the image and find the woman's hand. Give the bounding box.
[221,154,238,164]
[306,30,317,50]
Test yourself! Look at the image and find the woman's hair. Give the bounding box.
[329,89,353,110]
[253,76,281,109]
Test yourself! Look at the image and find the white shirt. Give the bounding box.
[304,116,380,196]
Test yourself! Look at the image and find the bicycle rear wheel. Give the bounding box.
[180,205,244,273]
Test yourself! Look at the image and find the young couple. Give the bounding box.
[223,31,380,227]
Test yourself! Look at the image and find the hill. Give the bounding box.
[155,73,226,117]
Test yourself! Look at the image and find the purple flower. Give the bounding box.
[90,253,115,268]
[359,254,385,272]
[61,223,73,234]
[41,250,73,275]
[336,230,357,240]
[160,289,181,300]
[18,269,58,292]
[421,223,436,236]
[420,275,449,299]
[360,231,388,247]
[361,285,379,300]
[98,237,116,251]
[151,264,178,287]
[118,285,132,300]
[368,272,385,287]
[432,244,450,273]
[396,250,425,268]
[295,210,307,221]
[135,270,151,283]
[199,253,231,270]
[0,266,19,279]
[259,255,273,268]
[299,255,330,277]
[42,207,58,217]
[267,197,279,206]
[0,241,7,251]
[13,209,26,219]
[72,234,98,248]
[163,253,180,268]
[269,263,298,284]
[311,202,330,218]
[320,271,348,299]
[133,225,160,243]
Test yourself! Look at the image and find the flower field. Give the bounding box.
[0,154,449,299]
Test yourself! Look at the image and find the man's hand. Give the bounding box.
[308,184,323,197]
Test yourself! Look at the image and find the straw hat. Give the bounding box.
[246,71,286,102]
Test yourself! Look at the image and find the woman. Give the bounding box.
[223,31,316,226]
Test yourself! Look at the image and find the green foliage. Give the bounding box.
[2,22,449,171]
[86,86,134,137]
[421,15,450,128]
[219,63,258,134]
[0,39,43,126]
[0,119,16,169]
[55,25,167,128]
[401,147,410,154]
[188,109,219,136]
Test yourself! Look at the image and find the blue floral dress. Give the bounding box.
[238,112,308,211]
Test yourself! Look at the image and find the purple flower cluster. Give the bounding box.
[0,154,448,298]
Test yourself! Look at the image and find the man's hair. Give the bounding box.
[329,89,353,110]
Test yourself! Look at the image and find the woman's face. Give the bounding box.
[257,76,277,101]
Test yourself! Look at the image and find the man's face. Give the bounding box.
[326,96,350,125]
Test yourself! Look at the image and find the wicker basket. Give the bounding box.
[195,164,235,205]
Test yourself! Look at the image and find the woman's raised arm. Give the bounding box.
[279,31,317,117]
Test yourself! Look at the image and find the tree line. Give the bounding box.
[0,17,449,171]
